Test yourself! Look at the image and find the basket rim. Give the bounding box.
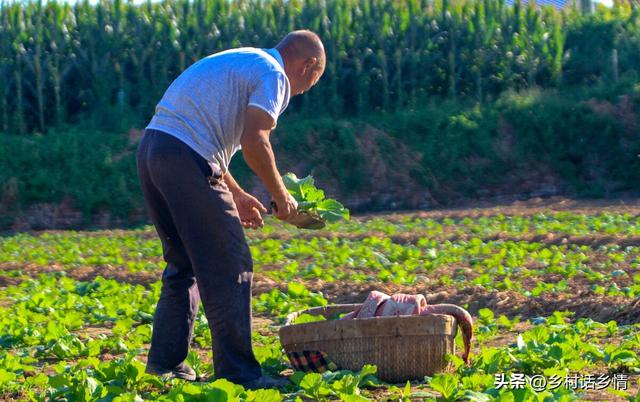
[283,303,458,327]
[279,304,458,345]
[281,311,457,329]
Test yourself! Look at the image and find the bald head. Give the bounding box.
[276,30,325,71]
[275,30,326,96]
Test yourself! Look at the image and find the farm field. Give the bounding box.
[0,199,639,401]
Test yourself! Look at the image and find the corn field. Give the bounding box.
[1,0,639,134]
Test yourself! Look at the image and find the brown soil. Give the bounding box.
[251,229,640,249]
[0,262,157,285]
[366,196,640,221]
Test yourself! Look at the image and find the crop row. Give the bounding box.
[307,212,640,237]
[2,217,639,300]
[3,212,640,263]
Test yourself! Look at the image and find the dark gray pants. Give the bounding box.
[136,128,261,384]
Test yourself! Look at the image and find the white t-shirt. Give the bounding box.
[146,47,291,173]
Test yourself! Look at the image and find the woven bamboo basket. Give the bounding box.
[279,304,458,383]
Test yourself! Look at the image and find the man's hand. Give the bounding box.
[272,191,298,221]
[233,191,267,229]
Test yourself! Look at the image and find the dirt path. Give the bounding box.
[250,231,640,248]
[0,262,158,286]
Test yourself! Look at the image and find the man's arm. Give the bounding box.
[223,170,246,197]
[222,170,267,229]
[240,106,297,220]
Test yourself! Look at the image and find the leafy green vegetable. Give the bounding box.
[429,373,462,401]
[0,210,638,400]
[282,173,350,223]
[292,313,327,325]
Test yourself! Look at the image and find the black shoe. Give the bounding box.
[145,362,198,381]
[241,375,291,390]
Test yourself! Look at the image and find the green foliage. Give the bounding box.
[0,211,639,399]
[0,128,142,222]
[282,173,350,223]
[292,313,327,325]
[2,82,639,225]
[0,0,639,224]
[254,282,328,322]
[3,211,640,299]
[290,365,381,401]
[1,0,640,134]
[429,373,462,401]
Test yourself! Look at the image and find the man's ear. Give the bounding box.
[303,57,318,73]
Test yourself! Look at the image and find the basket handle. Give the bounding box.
[284,310,300,326]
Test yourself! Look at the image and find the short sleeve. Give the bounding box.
[248,71,289,125]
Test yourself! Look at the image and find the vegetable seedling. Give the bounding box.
[274,173,350,229]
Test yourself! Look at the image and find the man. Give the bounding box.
[135,30,325,389]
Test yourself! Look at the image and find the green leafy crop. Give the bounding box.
[0,210,639,400]
[282,173,350,223]
[292,313,327,325]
